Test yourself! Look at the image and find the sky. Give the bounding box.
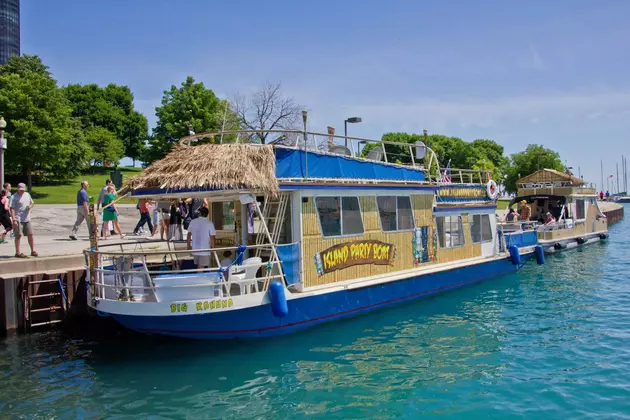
[21,0,630,191]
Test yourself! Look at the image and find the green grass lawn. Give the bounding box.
[28,167,142,204]
[497,198,510,210]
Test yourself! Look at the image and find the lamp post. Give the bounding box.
[344,117,362,147]
[0,116,6,188]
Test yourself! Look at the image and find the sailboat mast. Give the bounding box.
[600,160,604,193]
[617,163,620,194]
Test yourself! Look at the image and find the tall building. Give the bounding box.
[0,0,20,65]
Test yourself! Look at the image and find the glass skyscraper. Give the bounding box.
[0,0,20,65]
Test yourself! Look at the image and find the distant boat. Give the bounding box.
[500,169,608,253]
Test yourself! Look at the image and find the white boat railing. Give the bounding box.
[177,129,493,186]
[84,242,288,303]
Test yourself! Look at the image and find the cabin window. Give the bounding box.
[470,214,493,243]
[436,215,465,248]
[376,196,414,232]
[315,196,364,237]
[212,202,235,231]
[575,199,585,220]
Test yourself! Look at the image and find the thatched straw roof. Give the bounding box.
[124,144,279,195]
[518,168,584,186]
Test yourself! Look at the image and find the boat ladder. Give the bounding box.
[255,192,290,258]
[23,274,69,330]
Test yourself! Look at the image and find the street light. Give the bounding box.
[344,117,362,147]
[0,116,6,188]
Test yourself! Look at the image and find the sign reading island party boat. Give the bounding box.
[314,240,395,275]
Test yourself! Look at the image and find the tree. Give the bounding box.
[147,76,230,162]
[84,126,125,168]
[232,82,301,144]
[63,83,148,165]
[0,55,89,190]
[504,144,564,193]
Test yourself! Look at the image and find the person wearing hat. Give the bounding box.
[9,183,37,258]
[544,211,556,226]
[518,200,531,223]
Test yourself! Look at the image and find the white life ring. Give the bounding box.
[486,180,498,200]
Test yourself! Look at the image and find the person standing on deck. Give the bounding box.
[599,191,604,200]
[10,183,37,257]
[69,181,91,241]
[605,191,610,200]
[133,199,154,236]
[519,200,531,228]
[187,207,216,268]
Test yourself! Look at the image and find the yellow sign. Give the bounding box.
[170,298,234,313]
[314,239,395,275]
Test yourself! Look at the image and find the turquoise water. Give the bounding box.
[1,209,629,419]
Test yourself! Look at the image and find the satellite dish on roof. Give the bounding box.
[415,141,427,160]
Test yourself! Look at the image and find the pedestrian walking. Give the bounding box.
[10,183,37,257]
[2,183,11,199]
[133,199,154,236]
[168,199,184,241]
[97,179,116,236]
[69,181,91,240]
[0,189,13,243]
[101,185,126,240]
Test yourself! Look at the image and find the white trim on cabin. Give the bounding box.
[299,188,433,198]
[314,196,365,239]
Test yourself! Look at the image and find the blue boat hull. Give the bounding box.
[111,256,528,339]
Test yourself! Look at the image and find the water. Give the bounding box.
[2,210,629,419]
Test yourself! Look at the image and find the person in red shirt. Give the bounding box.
[133,199,154,236]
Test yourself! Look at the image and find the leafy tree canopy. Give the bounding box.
[0,55,90,188]
[147,76,234,162]
[504,144,564,193]
[63,83,148,164]
[84,125,125,168]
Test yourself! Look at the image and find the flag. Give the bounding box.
[441,159,451,183]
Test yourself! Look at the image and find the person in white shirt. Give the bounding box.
[186,207,216,268]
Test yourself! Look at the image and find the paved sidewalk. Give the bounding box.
[0,204,162,260]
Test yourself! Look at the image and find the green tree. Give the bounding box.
[84,126,125,168]
[63,83,148,165]
[504,144,564,193]
[147,76,231,162]
[0,55,89,190]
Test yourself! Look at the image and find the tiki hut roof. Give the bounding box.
[124,144,279,195]
[518,168,584,186]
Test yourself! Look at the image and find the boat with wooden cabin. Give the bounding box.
[500,169,608,253]
[85,128,540,339]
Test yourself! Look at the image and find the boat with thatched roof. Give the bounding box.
[84,127,540,339]
[499,168,608,253]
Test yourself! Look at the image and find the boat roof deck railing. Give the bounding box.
[178,129,493,186]
[518,181,596,189]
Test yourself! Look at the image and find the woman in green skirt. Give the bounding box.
[102,185,126,240]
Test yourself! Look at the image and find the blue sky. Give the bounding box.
[22,0,630,191]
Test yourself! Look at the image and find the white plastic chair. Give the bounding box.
[227,257,262,295]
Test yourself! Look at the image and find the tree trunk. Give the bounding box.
[132,158,136,167]
[27,169,32,194]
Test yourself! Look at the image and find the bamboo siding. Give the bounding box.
[302,194,435,288]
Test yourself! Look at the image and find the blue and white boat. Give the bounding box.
[86,127,540,339]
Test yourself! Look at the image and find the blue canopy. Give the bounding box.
[275,148,425,182]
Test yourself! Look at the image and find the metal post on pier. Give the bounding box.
[0,117,6,188]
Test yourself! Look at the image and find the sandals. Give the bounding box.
[15,253,27,258]
[31,251,38,257]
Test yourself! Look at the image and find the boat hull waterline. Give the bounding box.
[98,255,532,339]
